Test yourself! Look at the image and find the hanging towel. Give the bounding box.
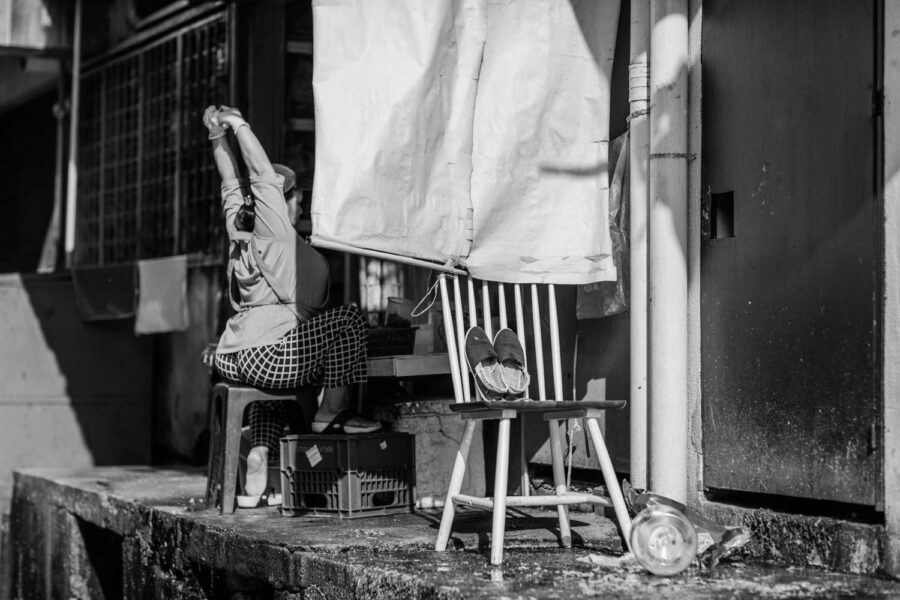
[72,264,136,321]
[135,255,189,334]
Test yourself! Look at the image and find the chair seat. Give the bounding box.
[216,382,307,400]
[448,399,626,414]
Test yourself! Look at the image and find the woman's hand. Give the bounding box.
[217,105,247,130]
[202,105,226,140]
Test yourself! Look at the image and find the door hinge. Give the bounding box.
[868,422,879,454]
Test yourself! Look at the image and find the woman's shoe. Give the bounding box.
[236,491,282,509]
[464,326,508,400]
[492,328,531,399]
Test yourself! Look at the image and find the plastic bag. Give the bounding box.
[576,131,630,319]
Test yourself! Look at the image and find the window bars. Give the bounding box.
[75,11,230,267]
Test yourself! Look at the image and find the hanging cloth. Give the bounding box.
[72,264,135,321]
[467,0,621,283]
[310,0,484,264]
[310,0,620,284]
[135,255,189,334]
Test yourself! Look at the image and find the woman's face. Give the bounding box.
[285,189,301,225]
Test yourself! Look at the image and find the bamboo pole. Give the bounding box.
[311,238,468,275]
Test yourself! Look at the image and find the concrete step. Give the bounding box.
[7,467,900,600]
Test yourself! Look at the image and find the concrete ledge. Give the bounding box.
[8,466,622,599]
[8,467,900,599]
[702,501,885,575]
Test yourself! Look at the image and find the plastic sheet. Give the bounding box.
[577,131,630,318]
[467,0,620,284]
[310,0,483,264]
[311,0,621,284]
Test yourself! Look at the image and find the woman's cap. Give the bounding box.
[273,163,297,195]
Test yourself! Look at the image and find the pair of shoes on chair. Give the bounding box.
[465,326,531,400]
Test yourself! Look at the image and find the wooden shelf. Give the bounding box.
[286,40,313,55]
[367,353,451,378]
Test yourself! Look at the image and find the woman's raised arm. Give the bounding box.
[217,106,276,179]
[204,105,240,181]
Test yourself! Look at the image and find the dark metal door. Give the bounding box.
[701,0,880,505]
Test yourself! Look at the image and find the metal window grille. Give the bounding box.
[75,11,230,266]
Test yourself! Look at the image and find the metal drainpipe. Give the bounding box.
[628,0,651,490]
[64,0,82,267]
[648,0,689,502]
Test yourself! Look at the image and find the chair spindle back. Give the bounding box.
[438,274,567,404]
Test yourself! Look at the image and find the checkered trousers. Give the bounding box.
[214,304,368,455]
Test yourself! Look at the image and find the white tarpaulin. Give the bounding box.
[310,0,484,264]
[468,0,620,283]
[311,0,620,284]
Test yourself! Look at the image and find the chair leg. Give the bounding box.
[490,417,512,566]
[435,419,478,551]
[220,397,251,515]
[584,417,633,547]
[547,420,572,547]
[519,421,530,496]
[205,391,225,509]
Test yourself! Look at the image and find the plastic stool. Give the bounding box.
[205,382,316,514]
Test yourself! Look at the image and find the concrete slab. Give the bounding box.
[371,397,487,503]
[8,467,900,599]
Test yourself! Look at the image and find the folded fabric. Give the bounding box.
[72,264,136,321]
[135,255,189,334]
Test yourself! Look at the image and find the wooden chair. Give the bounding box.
[433,273,633,565]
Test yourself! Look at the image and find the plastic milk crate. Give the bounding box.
[279,432,416,518]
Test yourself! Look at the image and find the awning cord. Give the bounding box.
[411,258,465,319]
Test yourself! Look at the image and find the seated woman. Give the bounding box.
[203,105,380,501]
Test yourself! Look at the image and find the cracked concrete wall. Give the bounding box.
[0,274,152,515]
[373,398,487,502]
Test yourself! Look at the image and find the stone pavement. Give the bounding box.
[6,466,900,599]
